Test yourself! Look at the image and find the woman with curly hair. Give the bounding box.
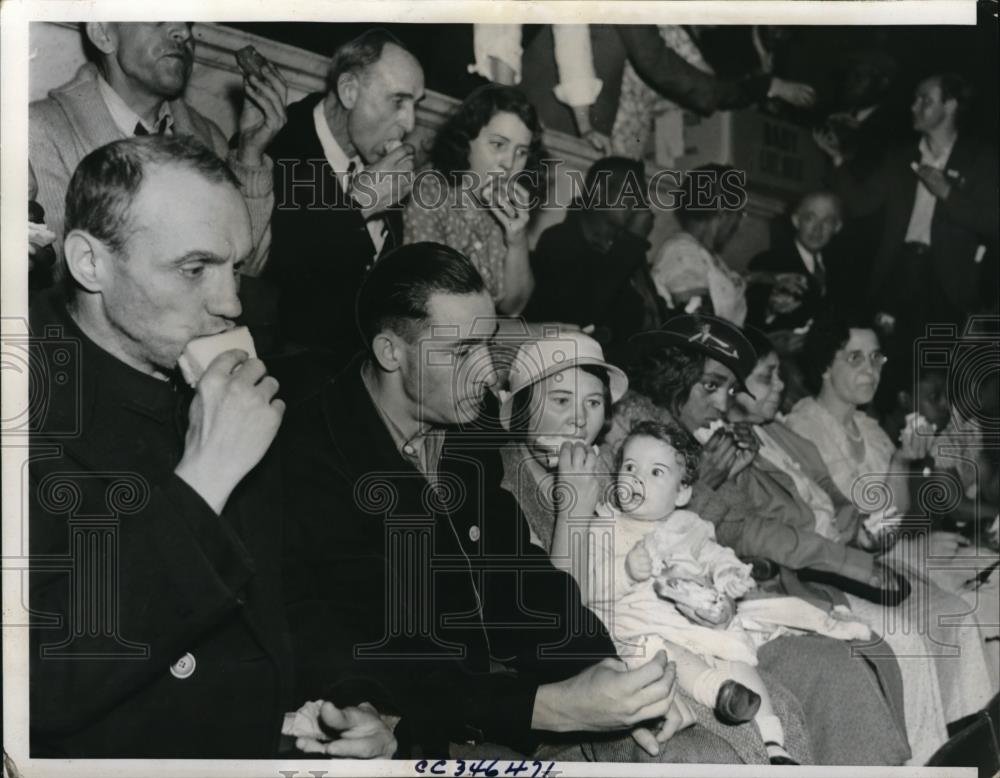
[404,84,547,314]
[600,314,912,765]
[784,308,996,761]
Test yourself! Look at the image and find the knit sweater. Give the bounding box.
[29,63,273,276]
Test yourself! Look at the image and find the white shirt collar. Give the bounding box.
[313,100,360,181]
[97,74,173,137]
[314,100,388,256]
[794,239,819,274]
[918,133,956,167]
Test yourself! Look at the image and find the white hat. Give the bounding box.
[499,330,628,430]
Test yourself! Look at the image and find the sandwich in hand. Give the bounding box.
[178,326,257,388]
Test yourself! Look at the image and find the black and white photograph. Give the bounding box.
[2,1,998,776]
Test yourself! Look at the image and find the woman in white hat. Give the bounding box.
[496,329,823,765]
[498,329,628,552]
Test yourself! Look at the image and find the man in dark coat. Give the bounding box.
[747,190,844,335]
[28,136,394,759]
[816,72,999,336]
[264,29,422,365]
[279,242,717,760]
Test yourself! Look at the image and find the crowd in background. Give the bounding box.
[23,21,1000,770]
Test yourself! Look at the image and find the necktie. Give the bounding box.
[813,253,827,296]
[345,159,357,193]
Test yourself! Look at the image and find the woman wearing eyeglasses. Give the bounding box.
[784,310,910,512]
[785,308,995,762]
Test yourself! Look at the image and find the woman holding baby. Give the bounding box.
[496,325,910,765]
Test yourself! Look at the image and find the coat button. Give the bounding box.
[469,525,481,542]
[170,652,196,679]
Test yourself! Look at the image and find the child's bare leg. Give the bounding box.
[725,661,797,764]
[667,642,760,724]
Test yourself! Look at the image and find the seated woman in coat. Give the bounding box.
[602,314,911,765]
[783,309,997,762]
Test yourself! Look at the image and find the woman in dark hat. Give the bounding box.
[601,313,911,765]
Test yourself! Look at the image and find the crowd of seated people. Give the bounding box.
[23,21,998,770]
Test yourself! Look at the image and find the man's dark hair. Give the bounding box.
[799,308,878,395]
[355,241,487,351]
[932,72,976,128]
[793,189,842,219]
[327,27,411,96]
[572,156,650,211]
[64,135,239,257]
[430,84,548,197]
[613,419,700,489]
[629,345,706,419]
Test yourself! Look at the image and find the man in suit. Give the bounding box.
[277,242,760,762]
[746,190,843,335]
[29,136,394,758]
[29,22,286,280]
[815,72,998,341]
[265,28,423,366]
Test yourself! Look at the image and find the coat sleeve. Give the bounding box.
[29,463,256,737]
[617,25,771,117]
[203,118,275,277]
[690,478,874,583]
[935,143,1000,242]
[280,417,547,755]
[28,102,73,265]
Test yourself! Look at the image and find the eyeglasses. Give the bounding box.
[839,349,888,369]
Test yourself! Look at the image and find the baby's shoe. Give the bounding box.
[765,741,799,765]
[715,679,761,725]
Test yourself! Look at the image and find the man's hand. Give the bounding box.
[354,143,416,219]
[483,179,531,247]
[533,651,679,733]
[699,430,738,490]
[582,129,612,156]
[912,164,952,201]
[175,350,284,514]
[556,441,601,519]
[769,78,816,108]
[626,542,653,582]
[237,61,288,168]
[288,700,397,759]
[812,126,844,167]
[773,272,809,295]
[631,692,697,757]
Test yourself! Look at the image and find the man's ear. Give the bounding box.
[676,484,693,508]
[943,97,959,123]
[336,71,360,110]
[63,230,111,293]
[790,212,801,233]
[371,330,404,373]
[85,22,117,56]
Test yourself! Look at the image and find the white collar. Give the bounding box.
[97,74,173,136]
[918,133,956,166]
[793,239,820,273]
[313,100,360,177]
